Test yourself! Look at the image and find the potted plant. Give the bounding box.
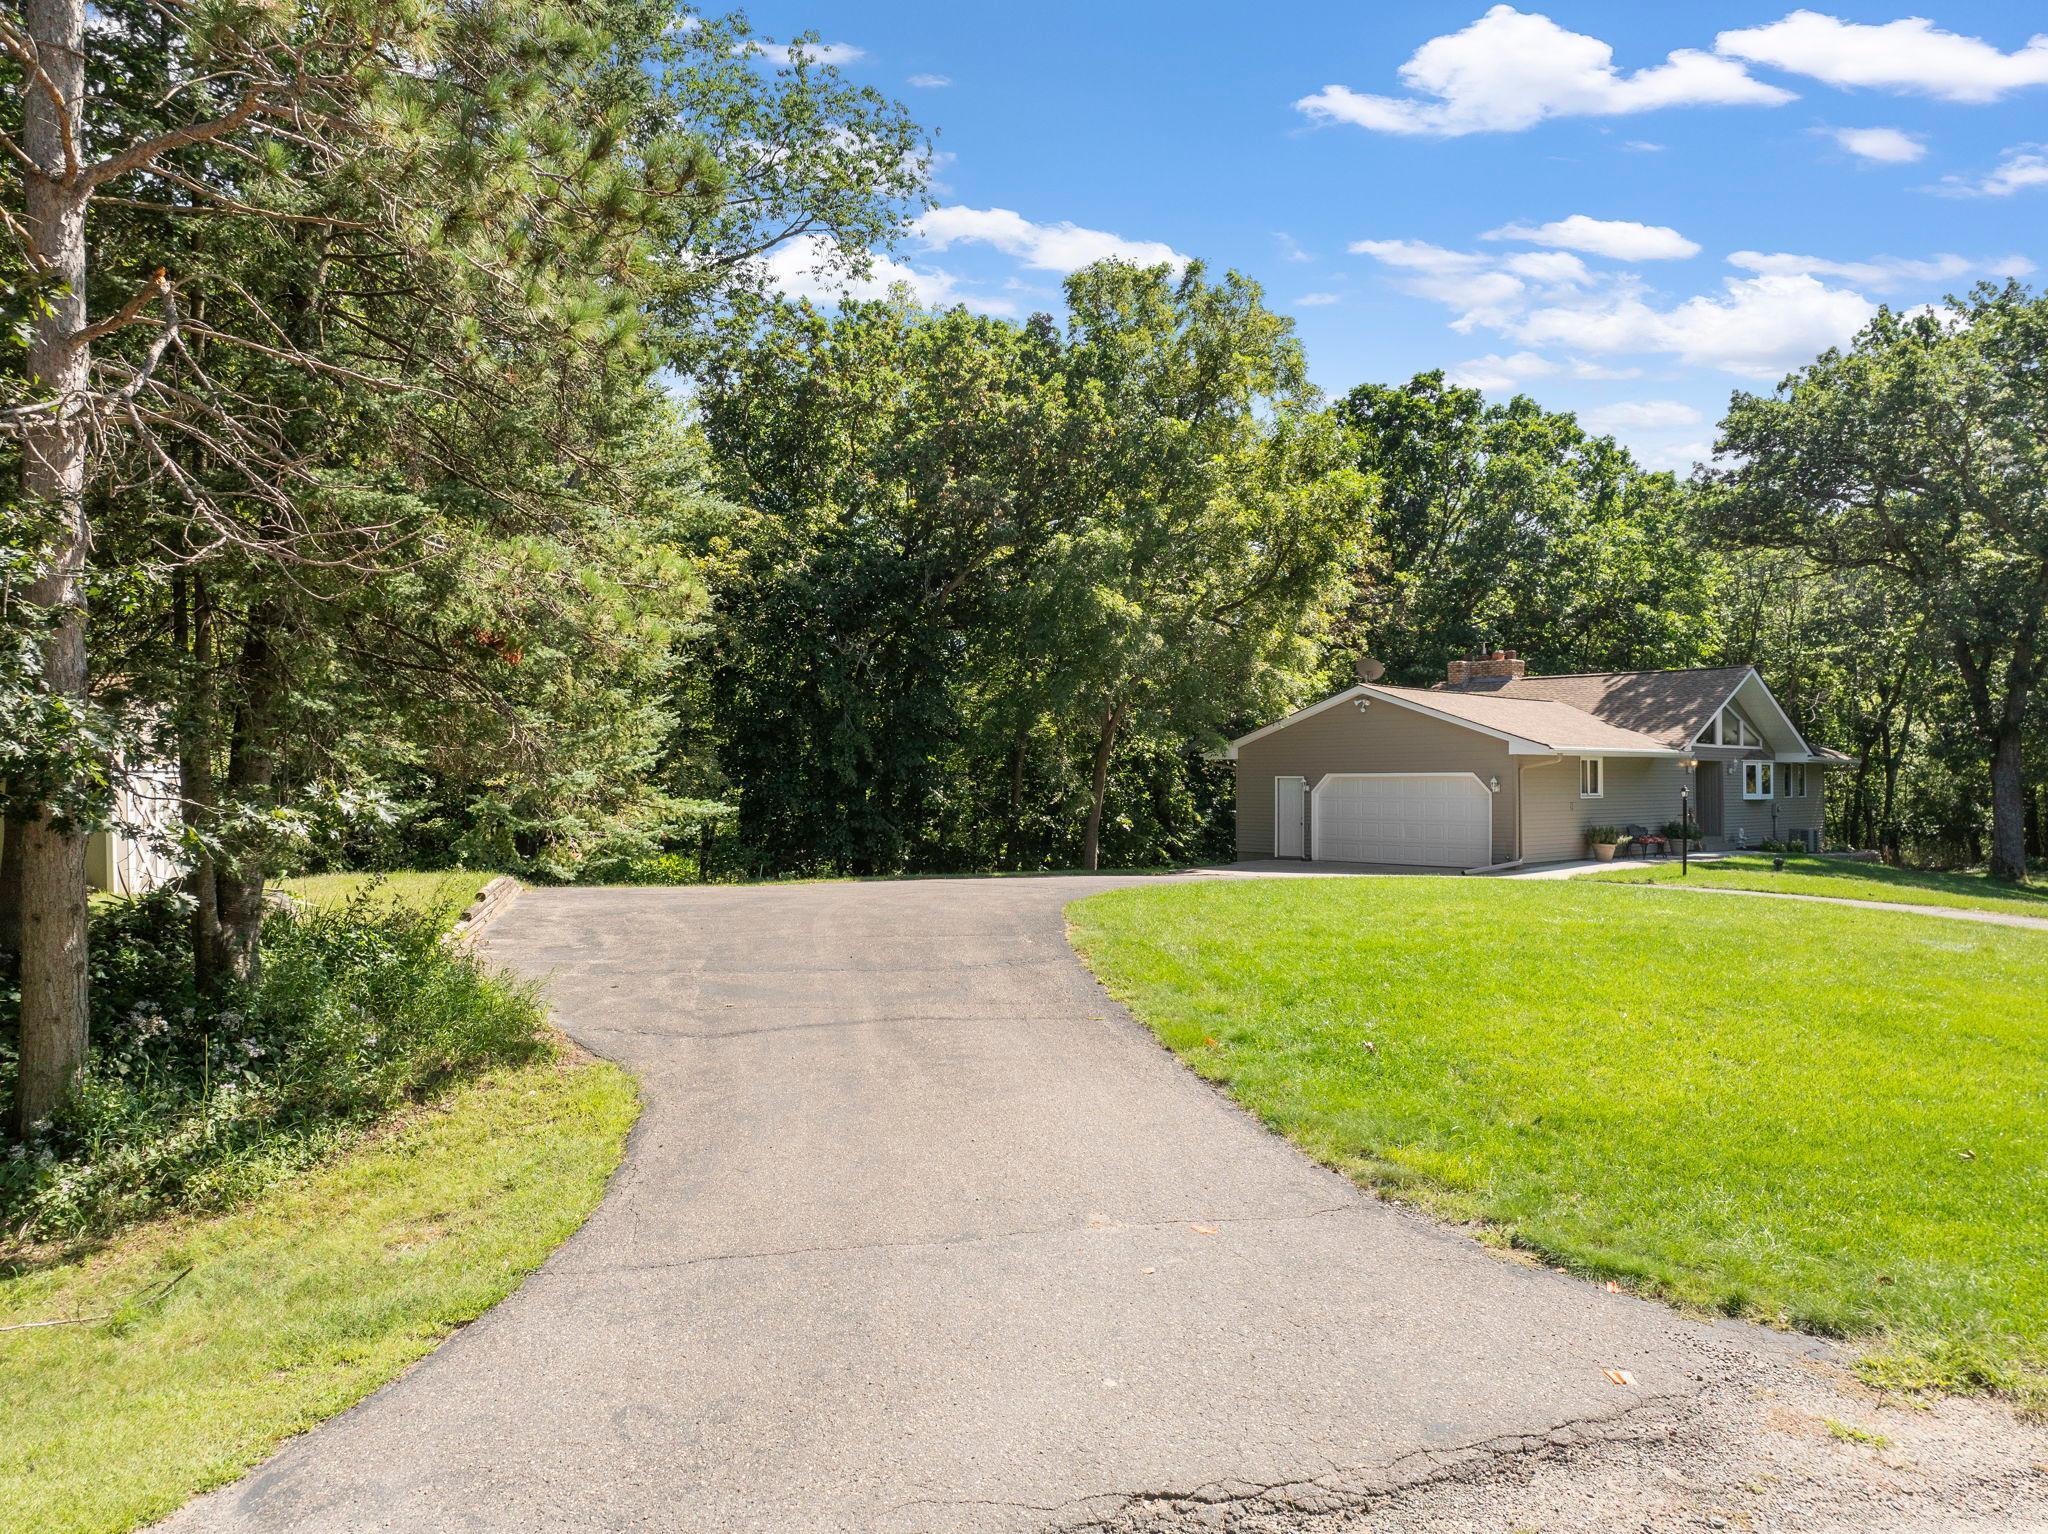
[1662,818,1701,852]
[1587,825,1625,862]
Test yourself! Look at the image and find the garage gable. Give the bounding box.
[1232,693,1516,866]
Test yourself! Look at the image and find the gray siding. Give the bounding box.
[1520,756,1691,861]
[1523,754,1827,861]
[1716,760,1826,848]
[1235,698,1516,865]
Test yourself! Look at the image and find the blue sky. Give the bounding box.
[741,3,2045,471]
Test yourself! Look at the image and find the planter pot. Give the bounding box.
[1591,844,1618,862]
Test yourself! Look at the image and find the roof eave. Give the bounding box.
[1518,744,1687,758]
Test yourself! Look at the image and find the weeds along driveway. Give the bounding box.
[159,877,2047,1534]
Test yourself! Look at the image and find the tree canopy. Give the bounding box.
[1708,284,2048,882]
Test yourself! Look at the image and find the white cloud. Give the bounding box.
[756,234,1014,315]
[1637,438,1716,473]
[747,38,867,67]
[1500,250,1592,284]
[1274,231,1314,264]
[1716,13,2048,103]
[1445,351,1558,390]
[1296,5,1792,138]
[1580,400,1703,433]
[1345,238,1492,274]
[1295,292,1342,306]
[1485,214,1700,261]
[1727,249,2034,289]
[915,206,1188,274]
[907,72,952,88]
[1825,126,1925,164]
[1622,140,1665,153]
[1512,272,1874,378]
[1447,351,1644,392]
[1939,145,2048,198]
[1349,240,1533,329]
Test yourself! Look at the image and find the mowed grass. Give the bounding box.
[274,869,494,929]
[0,1053,637,1534]
[1068,878,2048,1407]
[1583,853,2048,916]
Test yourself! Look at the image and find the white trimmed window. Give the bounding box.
[1743,761,1774,801]
[1579,757,1604,799]
[1786,763,1808,798]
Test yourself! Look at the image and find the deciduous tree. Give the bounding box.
[1708,285,2048,882]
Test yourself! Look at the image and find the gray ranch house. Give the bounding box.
[1220,651,1849,871]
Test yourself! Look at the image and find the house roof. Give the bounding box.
[1362,684,1676,754]
[1221,664,1839,763]
[1437,666,1754,750]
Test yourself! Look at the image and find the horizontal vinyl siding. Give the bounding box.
[1521,756,1690,863]
[1235,699,1516,865]
[1519,760,1583,863]
[1715,761,1827,848]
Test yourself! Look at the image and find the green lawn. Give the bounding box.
[1068,878,2048,1409]
[274,869,496,928]
[1582,853,2048,916]
[1,1052,637,1534]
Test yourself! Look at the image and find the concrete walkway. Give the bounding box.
[160,877,2047,1533]
[1595,878,2048,932]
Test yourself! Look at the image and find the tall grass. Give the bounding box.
[2,889,548,1243]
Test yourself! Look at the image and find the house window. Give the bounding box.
[1743,761,1774,801]
[1579,757,1604,799]
[1786,763,1808,798]
[1697,710,1759,748]
[1719,708,1760,747]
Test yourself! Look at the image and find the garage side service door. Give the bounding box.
[1274,776,1307,858]
[1313,774,1491,868]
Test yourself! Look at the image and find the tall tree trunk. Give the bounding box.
[1878,690,1916,865]
[213,611,286,980]
[0,815,24,954]
[1844,751,1873,851]
[1005,727,1028,869]
[13,0,94,1135]
[1080,704,1119,873]
[173,575,223,989]
[1988,727,2028,882]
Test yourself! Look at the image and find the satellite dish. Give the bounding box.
[1354,655,1387,683]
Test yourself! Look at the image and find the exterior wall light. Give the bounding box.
[1487,775,1500,793]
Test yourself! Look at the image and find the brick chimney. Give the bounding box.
[1447,647,1525,687]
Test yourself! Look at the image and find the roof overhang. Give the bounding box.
[1528,745,1688,758]
[1216,682,1685,762]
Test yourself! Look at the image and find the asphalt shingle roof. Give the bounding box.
[1367,684,1677,754]
[1437,666,1752,749]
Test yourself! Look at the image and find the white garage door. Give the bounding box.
[1313,773,1491,868]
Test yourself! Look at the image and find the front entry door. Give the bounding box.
[1696,765,1724,838]
[1274,776,1307,859]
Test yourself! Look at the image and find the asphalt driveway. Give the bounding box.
[162,876,2046,1533]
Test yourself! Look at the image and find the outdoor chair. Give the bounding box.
[1621,823,1666,858]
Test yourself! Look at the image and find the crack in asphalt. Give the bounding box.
[885,1398,1687,1532]
[553,1201,1367,1278]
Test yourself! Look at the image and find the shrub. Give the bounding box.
[1586,826,1626,846]
[1,891,548,1242]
